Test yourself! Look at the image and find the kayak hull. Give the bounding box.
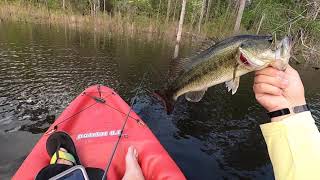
[13,85,186,180]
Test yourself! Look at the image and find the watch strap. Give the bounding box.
[267,108,290,118]
[293,104,310,113]
[267,104,310,119]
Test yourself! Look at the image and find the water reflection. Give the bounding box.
[0,21,319,179]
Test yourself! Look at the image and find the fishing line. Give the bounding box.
[46,92,117,134]
[101,102,140,122]
[46,102,97,134]
[101,72,147,180]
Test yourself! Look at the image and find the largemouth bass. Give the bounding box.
[156,35,292,113]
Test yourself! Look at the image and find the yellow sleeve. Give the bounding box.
[260,111,320,180]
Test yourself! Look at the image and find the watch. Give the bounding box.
[267,104,310,118]
[293,104,310,113]
[267,108,290,118]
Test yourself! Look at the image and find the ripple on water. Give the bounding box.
[0,39,122,133]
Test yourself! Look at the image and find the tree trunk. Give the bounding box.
[166,0,172,24]
[190,8,197,27]
[174,0,187,59]
[205,0,212,24]
[104,0,106,12]
[88,0,93,16]
[256,13,265,34]
[97,0,100,12]
[63,0,65,10]
[94,4,96,15]
[172,0,178,22]
[234,0,246,33]
[93,0,96,16]
[157,0,162,22]
[198,0,206,33]
[215,0,221,16]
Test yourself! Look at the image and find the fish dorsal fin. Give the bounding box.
[169,38,216,78]
[194,38,216,55]
[225,77,240,95]
[202,37,217,47]
[185,88,207,102]
[169,57,193,79]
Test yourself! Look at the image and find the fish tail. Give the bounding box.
[153,89,175,114]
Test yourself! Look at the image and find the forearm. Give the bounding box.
[260,111,320,180]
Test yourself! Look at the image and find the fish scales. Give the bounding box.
[173,45,239,99]
[156,35,292,113]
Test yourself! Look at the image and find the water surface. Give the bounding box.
[0,22,319,179]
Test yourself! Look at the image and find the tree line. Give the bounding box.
[2,0,318,45]
[10,0,318,35]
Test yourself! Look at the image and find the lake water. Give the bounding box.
[0,21,319,179]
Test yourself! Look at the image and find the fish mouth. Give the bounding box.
[274,36,293,60]
[239,48,266,68]
[278,36,293,49]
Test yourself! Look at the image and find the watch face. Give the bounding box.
[293,104,309,113]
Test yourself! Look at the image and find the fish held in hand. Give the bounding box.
[155,35,293,113]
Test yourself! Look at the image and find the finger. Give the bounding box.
[254,74,288,88]
[253,83,283,96]
[255,67,286,78]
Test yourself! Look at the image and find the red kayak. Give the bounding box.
[13,85,186,180]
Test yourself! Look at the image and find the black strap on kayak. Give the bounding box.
[82,92,106,103]
[101,73,146,180]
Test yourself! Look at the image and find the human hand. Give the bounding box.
[253,65,306,122]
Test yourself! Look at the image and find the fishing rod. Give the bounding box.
[101,72,147,180]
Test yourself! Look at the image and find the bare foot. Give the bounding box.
[122,146,145,180]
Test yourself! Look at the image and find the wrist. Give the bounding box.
[268,108,292,122]
[292,98,306,108]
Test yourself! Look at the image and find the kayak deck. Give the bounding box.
[14,85,185,180]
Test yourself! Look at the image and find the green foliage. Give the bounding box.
[2,0,319,39]
[241,0,319,39]
[46,0,61,10]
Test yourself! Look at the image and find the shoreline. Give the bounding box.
[0,3,209,41]
[0,2,319,65]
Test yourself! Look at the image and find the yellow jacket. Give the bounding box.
[260,111,320,180]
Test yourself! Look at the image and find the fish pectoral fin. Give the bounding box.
[185,89,207,102]
[225,77,240,95]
